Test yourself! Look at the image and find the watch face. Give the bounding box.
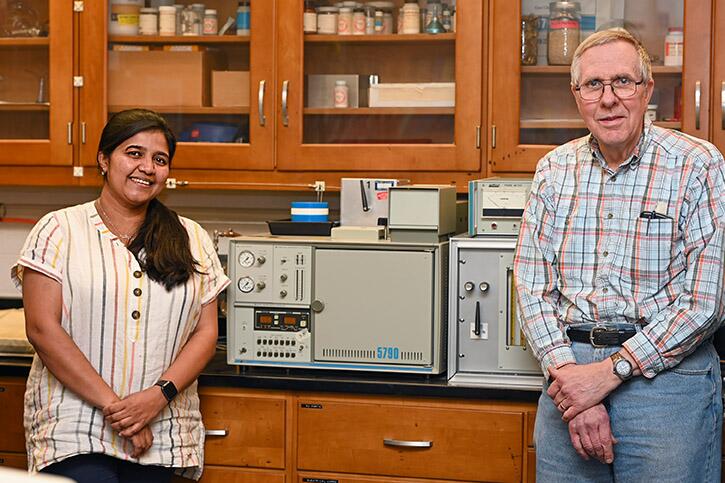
[615,359,632,377]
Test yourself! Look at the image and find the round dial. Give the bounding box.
[238,276,255,293]
[238,250,255,267]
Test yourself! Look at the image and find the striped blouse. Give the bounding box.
[514,122,725,379]
[11,201,230,479]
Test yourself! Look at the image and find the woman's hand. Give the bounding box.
[128,425,154,459]
[103,386,168,438]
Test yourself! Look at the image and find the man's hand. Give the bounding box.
[567,403,616,464]
[547,361,621,421]
[128,425,154,459]
[103,386,168,438]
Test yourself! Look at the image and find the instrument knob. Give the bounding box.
[257,256,266,265]
[280,274,288,282]
[464,281,474,291]
[256,281,266,290]
[479,282,490,293]
[280,290,287,298]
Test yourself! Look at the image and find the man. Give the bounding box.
[514,28,725,482]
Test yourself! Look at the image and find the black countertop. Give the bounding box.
[0,352,541,402]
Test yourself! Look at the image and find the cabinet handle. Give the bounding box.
[204,429,228,437]
[383,438,432,448]
[721,82,724,130]
[81,122,87,144]
[67,122,73,145]
[695,81,701,130]
[258,80,266,127]
[282,80,289,127]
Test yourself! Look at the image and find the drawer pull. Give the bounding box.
[383,438,432,448]
[205,429,228,437]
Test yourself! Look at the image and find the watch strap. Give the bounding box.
[155,379,178,402]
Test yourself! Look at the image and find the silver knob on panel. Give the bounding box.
[280,274,288,282]
[464,281,474,291]
[280,290,287,298]
[311,300,325,313]
[479,282,490,293]
[256,281,266,290]
[257,256,266,265]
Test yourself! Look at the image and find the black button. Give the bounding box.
[274,352,279,357]
[256,351,261,357]
[292,353,296,358]
[274,340,278,345]
[603,251,609,257]
[262,340,267,345]
[602,287,609,293]
[607,213,613,219]
[291,341,296,346]
[131,310,140,319]
[133,271,143,279]
[611,176,617,182]
[285,340,290,346]
[263,352,267,357]
[133,288,142,296]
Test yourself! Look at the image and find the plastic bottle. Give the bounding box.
[401,0,420,34]
[664,27,683,67]
[334,80,349,108]
[236,0,250,36]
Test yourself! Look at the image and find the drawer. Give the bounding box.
[174,466,285,483]
[299,472,477,483]
[297,399,524,482]
[200,390,286,469]
[0,452,27,470]
[526,449,536,483]
[0,378,25,453]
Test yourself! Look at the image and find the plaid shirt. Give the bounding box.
[514,121,725,378]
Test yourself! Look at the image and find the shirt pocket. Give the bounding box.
[631,217,676,290]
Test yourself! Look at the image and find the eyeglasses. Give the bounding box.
[575,77,645,101]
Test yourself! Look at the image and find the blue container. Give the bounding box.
[291,201,329,222]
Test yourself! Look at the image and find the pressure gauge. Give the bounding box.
[238,276,255,293]
[238,250,255,267]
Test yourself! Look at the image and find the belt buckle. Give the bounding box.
[589,326,608,348]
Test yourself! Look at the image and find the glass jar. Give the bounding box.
[521,14,538,65]
[203,9,218,35]
[664,27,684,67]
[158,5,176,35]
[401,0,420,35]
[352,6,366,35]
[425,0,444,34]
[317,6,338,34]
[139,7,158,35]
[547,1,580,65]
[334,80,349,108]
[338,6,353,34]
[304,1,318,33]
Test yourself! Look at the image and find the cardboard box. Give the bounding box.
[212,71,250,107]
[108,50,225,107]
[306,74,364,108]
[368,82,455,108]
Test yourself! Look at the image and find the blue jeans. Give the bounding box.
[40,453,174,483]
[535,339,722,483]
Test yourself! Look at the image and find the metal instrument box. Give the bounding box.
[468,178,532,236]
[340,178,403,227]
[227,235,448,374]
[448,235,543,390]
[388,185,457,243]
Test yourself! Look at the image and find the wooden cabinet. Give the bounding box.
[297,395,528,483]
[0,377,26,470]
[710,0,725,155]
[489,0,713,173]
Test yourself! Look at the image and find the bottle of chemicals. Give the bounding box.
[334,80,349,108]
[547,1,580,65]
[203,9,218,35]
[338,6,353,35]
[303,0,317,33]
[401,0,420,34]
[365,5,375,34]
[236,0,250,36]
[374,10,383,33]
[139,7,158,35]
[317,6,338,34]
[352,6,366,35]
[109,0,144,36]
[664,27,683,67]
[158,5,176,35]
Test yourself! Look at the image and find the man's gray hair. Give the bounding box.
[570,28,652,86]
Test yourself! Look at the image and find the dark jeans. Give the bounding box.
[40,453,174,483]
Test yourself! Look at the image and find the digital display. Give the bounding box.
[284,316,297,326]
[259,315,273,324]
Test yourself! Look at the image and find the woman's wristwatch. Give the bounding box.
[155,379,178,402]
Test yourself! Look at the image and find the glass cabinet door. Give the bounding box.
[276,0,482,172]
[490,0,711,173]
[80,0,274,172]
[0,0,73,166]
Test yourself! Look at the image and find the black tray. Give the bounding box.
[267,219,339,236]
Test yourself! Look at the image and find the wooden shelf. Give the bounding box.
[0,37,49,47]
[0,102,49,111]
[304,107,454,115]
[109,35,249,44]
[305,33,456,43]
[109,105,249,115]
[521,65,682,75]
[521,119,682,129]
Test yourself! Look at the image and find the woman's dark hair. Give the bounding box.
[98,109,200,290]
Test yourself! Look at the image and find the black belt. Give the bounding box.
[567,326,637,347]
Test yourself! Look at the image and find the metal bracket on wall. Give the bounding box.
[73,1,84,12]
[73,76,84,88]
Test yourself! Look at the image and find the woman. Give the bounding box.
[12,109,229,482]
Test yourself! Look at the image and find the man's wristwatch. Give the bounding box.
[610,352,633,381]
[155,380,178,402]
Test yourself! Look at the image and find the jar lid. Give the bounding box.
[140,7,158,13]
[317,6,339,13]
[158,5,176,11]
[339,7,353,12]
[647,104,658,108]
[549,1,581,10]
[367,1,395,9]
[205,9,217,14]
[335,80,348,85]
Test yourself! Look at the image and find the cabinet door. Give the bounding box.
[172,466,285,483]
[199,389,286,469]
[0,452,27,470]
[490,0,711,173]
[0,378,26,453]
[79,0,275,175]
[711,0,725,154]
[297,399,524,482]
[276,0,482,172]
[0,0,73,166]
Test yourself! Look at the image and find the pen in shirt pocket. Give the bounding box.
[639,210,672,220]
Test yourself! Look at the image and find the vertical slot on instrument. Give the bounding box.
[505,266,523,347]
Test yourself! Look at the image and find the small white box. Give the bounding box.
[368,82,455,108]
